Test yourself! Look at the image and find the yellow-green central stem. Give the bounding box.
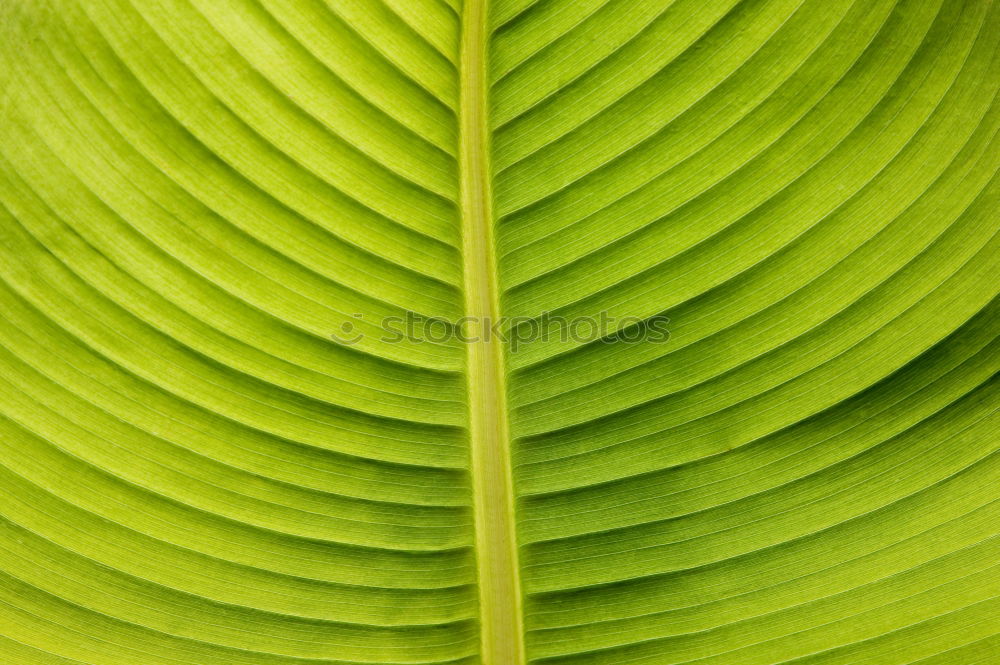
[458,1,525,663]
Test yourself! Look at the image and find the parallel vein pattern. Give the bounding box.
[493,0,1000,663]
[1,0,998,664]
[1,0,477,663]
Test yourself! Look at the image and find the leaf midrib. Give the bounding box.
[458,2,526,664]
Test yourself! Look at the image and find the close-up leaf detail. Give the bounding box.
[0,0,998,663]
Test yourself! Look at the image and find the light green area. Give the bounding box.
[0,0,997,664]
[459,1,526,663]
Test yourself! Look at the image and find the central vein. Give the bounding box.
[458,2,525,663]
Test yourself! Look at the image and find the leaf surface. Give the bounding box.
[0,1,998,664]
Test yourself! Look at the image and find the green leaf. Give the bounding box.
[1,1,997,664]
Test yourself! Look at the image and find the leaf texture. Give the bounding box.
[0,0,997,664]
